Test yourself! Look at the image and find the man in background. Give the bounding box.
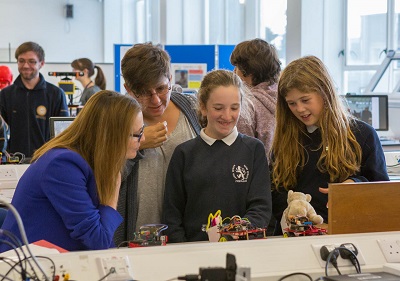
[0,42,69,160]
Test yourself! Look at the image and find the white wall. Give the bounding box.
[0,0,105,62]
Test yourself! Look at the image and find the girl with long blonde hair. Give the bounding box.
[271,56,388,234]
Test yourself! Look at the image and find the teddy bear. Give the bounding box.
[282,190,324,225]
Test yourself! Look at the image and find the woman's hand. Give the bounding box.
[138,122,168,149]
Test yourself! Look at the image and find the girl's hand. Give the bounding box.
[319,179,355,207]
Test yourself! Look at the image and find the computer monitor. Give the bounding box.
[49,117,75,138]
[341,94,389,131]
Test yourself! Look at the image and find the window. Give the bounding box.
[346,0,387,66]
[133,0,287,66]
[343,0,400,97]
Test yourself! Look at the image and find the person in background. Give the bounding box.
[230,38,281,156]
[271,56,389,235]
[0,66,11,163]
[114,42,201,245]
[162,69,272,243]
[0,65,13,90]
[71,58,106,105]
[361,106,372,125]
[0,90,144,252]
[0,41,69,160]
[175,70,188,88]
[0,116,8,163]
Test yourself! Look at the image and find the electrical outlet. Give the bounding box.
[0,166,18,181]
[97,256,134,281]
[377,239,400,262]
[312,243,366,268]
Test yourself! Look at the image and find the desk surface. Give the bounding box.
[1,231,400,281]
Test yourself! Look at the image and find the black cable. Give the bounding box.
[98,267,116,281]
[177,274,199,280]
[278,272,313,281]
[0,256,22,281]
[1,223,39,280]
[0,200,50,281]
[165,274,200,281]
[0,239,26,281]
[5,255,56,281]
[337,246,361,274]
[330,259,342,275]
[0,229,28,272]
[0,274,14,281]
[324,248,340,277]
[36,255,57,281]
[1,255,46,281]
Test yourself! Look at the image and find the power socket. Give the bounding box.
[312,243,366,268]
[377,239,400,262]
[0,166,18,181]
[97,256,134,281]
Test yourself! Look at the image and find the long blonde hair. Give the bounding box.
[32,90,142,204]
[271,56,362,190]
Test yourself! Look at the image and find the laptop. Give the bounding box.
[328,181,400,234]
[49,116,75,139]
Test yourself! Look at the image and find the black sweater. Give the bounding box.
[162,133,272,243]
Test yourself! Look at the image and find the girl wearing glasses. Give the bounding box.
[162,70,272,242]
[0,90,144,252]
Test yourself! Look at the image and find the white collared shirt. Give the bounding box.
[200,127,238,146]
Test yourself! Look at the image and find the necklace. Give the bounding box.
[84,81,93,89]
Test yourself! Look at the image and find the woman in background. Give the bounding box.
[271,56,389,234]
[0,90,144,252]
[230,38,281,156]
[71,58,106,105]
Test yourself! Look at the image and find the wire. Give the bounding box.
[0,273,14,281]
[117,240,130,248]
[337,246,361,274]
[324,248,340,277]
[0,239,26,280]
[36,255,56,281]
[98,267,116,281]
[331,259,342,275]
[0,200,50,281]
[278,272,313,281]
[1,255,56,281]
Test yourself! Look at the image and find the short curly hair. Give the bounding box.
[230,38,281,86]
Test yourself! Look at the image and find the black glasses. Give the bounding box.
[133,82,171,101]
[130,124,145,142]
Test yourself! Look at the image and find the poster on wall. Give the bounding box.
[171,63,207,92]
